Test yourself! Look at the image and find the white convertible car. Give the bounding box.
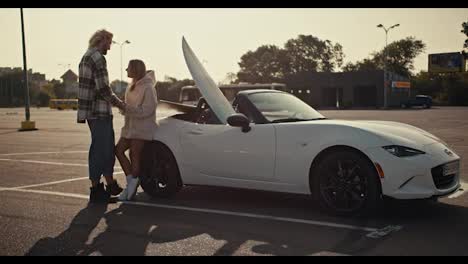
[138,38,462,216]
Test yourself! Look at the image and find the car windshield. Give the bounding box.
[247,92,325,123]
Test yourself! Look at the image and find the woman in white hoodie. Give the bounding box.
[115,59,158,201]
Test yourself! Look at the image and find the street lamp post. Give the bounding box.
[19,8,36,131]
[113,40,130,92]
[377,23,400,108]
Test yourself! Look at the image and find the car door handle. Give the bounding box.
[188,129,203,135]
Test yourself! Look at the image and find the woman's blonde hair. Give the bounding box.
[128,59,147,91]
[88,29,113,48]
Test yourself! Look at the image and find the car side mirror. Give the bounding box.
[227,114,251,133]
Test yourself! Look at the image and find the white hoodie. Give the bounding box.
[121,70,158,141]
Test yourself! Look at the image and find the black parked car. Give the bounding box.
[400,95,432,109]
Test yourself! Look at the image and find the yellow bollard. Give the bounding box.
[19,120,37,131]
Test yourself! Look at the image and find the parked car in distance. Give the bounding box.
[400,95,432,109]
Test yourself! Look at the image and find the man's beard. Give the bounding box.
[102,50,108,55]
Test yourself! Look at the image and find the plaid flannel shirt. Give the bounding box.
[77,47,125,123]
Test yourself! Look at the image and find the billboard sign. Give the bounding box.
[428,52,466,73]
[391,81,410,88]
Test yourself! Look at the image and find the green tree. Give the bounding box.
[237,35,345,83]
[411,71,441,97]
[237,45,290,83]
[154,76,194,102]
[342,58,379,72]
[222,72,238,84]
[331,42,345,70]
[41,83,56,98]
[377,37,426,76]
[0,72,25,106]
[411,71,468,106]
[462,20,468,50]
[48,79,66,99]
[285,35,344,73]
[343,37,425,77]
[37,91,51,107]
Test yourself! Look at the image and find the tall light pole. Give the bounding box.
[113,40,130,92]
[377,23,399,108]
[19,8,36,131]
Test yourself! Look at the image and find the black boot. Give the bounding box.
[89,182,110,203]
[106,180,123,196]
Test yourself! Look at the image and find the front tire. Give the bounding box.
[312,150,382,216]
[140,142,182,198]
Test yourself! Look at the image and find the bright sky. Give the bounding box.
[1,8,467,83]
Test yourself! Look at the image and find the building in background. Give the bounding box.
[285,70,411,109]
[60,69,78,97]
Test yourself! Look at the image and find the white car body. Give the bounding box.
[143,38,461,215]
[152,115,461,200]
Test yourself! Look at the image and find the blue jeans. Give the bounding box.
[87,116,115,183]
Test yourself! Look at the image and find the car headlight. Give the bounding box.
[382,145,426,157]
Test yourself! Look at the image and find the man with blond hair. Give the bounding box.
[78,29,125,203]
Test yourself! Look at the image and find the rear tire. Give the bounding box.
[140,142,182,198]
[311,150,382,217]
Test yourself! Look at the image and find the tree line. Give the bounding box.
[2,21,467,107]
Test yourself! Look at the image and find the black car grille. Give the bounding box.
[431,164,456,189]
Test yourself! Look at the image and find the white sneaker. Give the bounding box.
[118,175,133,201]
[126,177,140,200]
[118,188,128,201]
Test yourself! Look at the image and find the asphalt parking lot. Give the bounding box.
[1,106,467,256]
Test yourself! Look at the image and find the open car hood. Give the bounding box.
[182,37,236,124]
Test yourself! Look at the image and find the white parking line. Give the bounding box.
[0,154,402,238]
[1,187,388,235]
[0,158,121,170]
[0,171,125,191]
[448,181,468,199]
[0,158,89,167]
[0,156,124,191]
[0,151,88,156]
[4,177,89,190]
[126,200,380,233]
[5,188,89,199]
